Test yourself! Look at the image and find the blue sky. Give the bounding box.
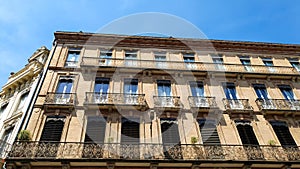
[0,0,300,87]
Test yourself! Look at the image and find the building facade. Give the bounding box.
[0,46,49,167]
[5,32,300,169]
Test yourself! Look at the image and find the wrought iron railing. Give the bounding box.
[44,92,76,105]
[256,99,300,111]
[81,57,298,74]
[153,96,182,108]
[188,96,217,108]
[223,99,253,110]
[7,142,300,161]
[0,139,11,158]
[85,92,147,106]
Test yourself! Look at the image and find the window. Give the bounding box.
[222,83,243,109]
[223,83,238,100]
[157,80,172,106]
[269,121,297,147]
[154,52,166,68]
[289,58,300,71]
[56,78,73,94]
[0,104,8,117]
[235,120,259,145]
[125,50,138,66]
[160,118,180,144]
[124,79,138,104]
[190,81,207,107]
[121,117,140,158]
[55,77,73,104]
[253,84,269,100]
[40,116,65,141]
[84,116,106,143]
[99,49,113,66]
[157,80,171,96]
[198,119,220,145]
[121,117,140,144]
[94,78,110,103]
[211,54,225,70]
[278,85,294,100]
[262,57,275,72]
[15,92,29,113]
[0,127,14,154]
[183,53,196,69]
[160,118,182,159]
[190,81,204,97]
[278,85,300,110]
[253,84,274,109]
[65,48,80,67]
[240,56,253,72]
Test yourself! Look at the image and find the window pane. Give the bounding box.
[222,83,237,99]
[124,79,138,94]
[16,92,29,111]
[253,84,268,99]
[56,79,73,93]
[157,80,171,96]
[94,78,110,93]
[278,85,294,100]
[189,81,204,97]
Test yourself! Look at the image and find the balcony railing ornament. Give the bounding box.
[8,142,300,162]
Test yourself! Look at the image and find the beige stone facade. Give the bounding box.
[5,32,300,169]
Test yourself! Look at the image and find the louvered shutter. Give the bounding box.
[270,121,297,147]
[40,116,65,142]
[160,118,180,144]
[198,119,220,145]
[121,118,140,144]
[235,120,259,145]
[85,116,106,143]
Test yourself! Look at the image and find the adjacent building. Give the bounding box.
[5,32,300,169]
[0,46,49,167]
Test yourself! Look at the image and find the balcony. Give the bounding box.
[256,99,300,113]
[7,141,300,162]
[44,93,76,111]
[188,96,218,110]
[84,92,147,110]
[153,96,182,110]
[81,57,297,75]
[223,99,253,112]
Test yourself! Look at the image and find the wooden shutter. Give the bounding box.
[235,120,259,145]
[198,119,220,145]
[270,121,297,147]
[40,116,65,142]
[85,116,106,143]
[121,118,140,144]
[160,118,180,144]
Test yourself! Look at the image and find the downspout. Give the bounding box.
[19,39,58,132]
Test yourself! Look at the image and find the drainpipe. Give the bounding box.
[19,39,58,132]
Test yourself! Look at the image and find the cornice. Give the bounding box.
[54,31,300,56]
